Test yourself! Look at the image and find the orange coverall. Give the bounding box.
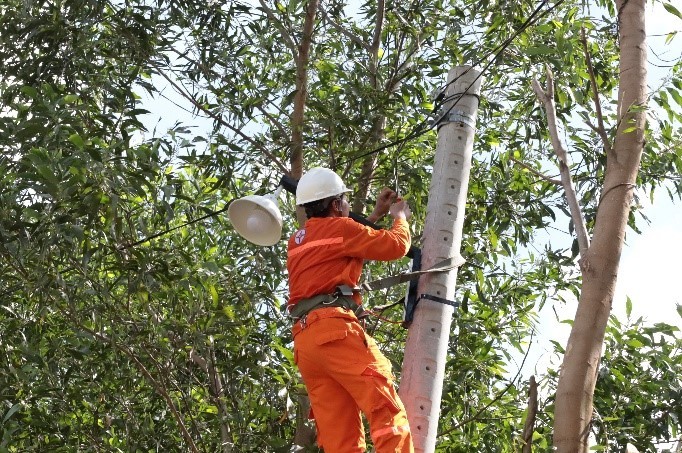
[287,216,414,453]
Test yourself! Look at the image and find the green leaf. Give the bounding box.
[663,2,682,20]
[2,403,22,424]
[209,284,219,305]
[20,85,38,98]
[69,133,85,148]
[665,31,678,45]
[626,338,643,348]
[62,94,79,104]
[625,296,632,318]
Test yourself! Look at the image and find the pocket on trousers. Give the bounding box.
[362,365,401,413]
[362,364,394,383]
[314,329,348,345]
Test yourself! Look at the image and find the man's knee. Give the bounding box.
[369,405,413,453]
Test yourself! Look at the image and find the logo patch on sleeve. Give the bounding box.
[294,229,306,244]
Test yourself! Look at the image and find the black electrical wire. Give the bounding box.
[117,0,568,250]
[338,0,566,167]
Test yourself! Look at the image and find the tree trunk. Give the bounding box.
[522,376,538,453]
[289,0,319,180]
[552,1,647,451]
[289,0,319,227]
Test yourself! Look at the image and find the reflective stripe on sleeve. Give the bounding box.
[288,237,343,257]
[370,424,411,441]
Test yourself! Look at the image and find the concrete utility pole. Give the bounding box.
[399,65,482,453]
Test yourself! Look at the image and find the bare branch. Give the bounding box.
[532,67,591,259]
[584,118,602,135]
[258,0,298,59]
[510,157,562,185]
[581,27,613,155]
[255,103,289,139]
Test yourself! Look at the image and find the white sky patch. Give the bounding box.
[614,193,682,324]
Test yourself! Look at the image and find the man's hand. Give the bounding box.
[367,188,397,223]
[389,199,411,220]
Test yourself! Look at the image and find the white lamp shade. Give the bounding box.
[228,193,283,246]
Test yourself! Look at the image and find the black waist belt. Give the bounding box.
[289,293,366,321]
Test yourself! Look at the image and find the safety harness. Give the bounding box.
[289,254,466,326]
[288,286,368,323]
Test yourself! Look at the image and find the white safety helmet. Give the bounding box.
[296,167,351,206]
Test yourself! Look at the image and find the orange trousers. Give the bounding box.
[293,307,414,453]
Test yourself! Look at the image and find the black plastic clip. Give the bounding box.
[335,285,357,297]
[417,293,460,309]
[402,248,422,329]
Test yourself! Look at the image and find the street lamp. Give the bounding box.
[227,186,284,246]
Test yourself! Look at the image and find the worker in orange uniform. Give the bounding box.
[287,167,414,453]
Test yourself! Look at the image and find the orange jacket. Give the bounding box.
[287,217,410,308]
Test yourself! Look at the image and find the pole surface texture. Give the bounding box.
[398,66,482,453]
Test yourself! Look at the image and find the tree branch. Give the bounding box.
[510,156,562,185]
[439,330,534,437]
[151,62,290,176]
[319,4,369,51]
[532,66,591,263]
[289,0,320,181]
[581,27,613,155]
[208,342,233,453]
[368,0,385,86]
[522,375,539,453]
[81,325,200,453]
[258,0,299,59]
[385,7,433,93]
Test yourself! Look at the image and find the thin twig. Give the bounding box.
[439,331,535,436]
[151,61,290,176]
[510,157,562,185]
[79,324,200,452]
[581,27,613,155]
[319,4,369,51]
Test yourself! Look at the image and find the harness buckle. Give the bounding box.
[335,285,358,297]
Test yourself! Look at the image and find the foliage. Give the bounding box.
[537,309,682,453]
[0,0,680,451]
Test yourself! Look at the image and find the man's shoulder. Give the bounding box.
[288,217,348,242]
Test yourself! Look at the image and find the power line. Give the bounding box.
[339,0,566,167]
[118,0,569,250]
